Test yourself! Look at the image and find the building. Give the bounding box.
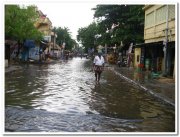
[134,5,175,78]
[29,9,53,61]
[34,10,52,39]
[49,31,59,58]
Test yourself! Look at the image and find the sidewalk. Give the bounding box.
[110,65,175,107]
[5,65,22,73]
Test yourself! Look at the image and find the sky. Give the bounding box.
[4,1,178,42]
[36,3,97,41]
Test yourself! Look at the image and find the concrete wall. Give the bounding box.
[144,5,175,43]
[29,47,40,60]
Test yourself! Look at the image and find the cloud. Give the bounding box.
[36,3,97,40]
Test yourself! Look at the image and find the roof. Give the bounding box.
[135,41,175,48]
[5,40,17,45]
[143,5,154,10]
[135,41,163,48]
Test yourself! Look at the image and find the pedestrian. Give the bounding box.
[93,52,105,83]
[39,47,43,62]
[127,43,134,67]
[44,48,49,61]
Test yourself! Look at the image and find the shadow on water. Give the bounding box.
[5,58,175,132]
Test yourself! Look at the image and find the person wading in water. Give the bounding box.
[93,52,105,83]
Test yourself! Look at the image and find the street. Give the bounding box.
[5,58,175,132]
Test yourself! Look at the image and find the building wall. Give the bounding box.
[144,5,175,43]
[143,5,175,78]
[29,47,40,60]
[38,25,52,36]
[34,10,52,37]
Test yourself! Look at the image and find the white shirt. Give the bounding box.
[93,55,105,66]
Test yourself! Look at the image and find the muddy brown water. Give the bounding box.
[5,58,175,132]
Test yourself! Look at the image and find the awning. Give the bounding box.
[135,41,175,48]
[5,40,17,46]
[24,40,36,48]
[135,41,163,48]
[40,40,48,45]
[40,40,49,50]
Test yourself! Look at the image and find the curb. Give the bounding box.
[109,67,175,107]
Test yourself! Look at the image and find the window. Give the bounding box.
[145,11,155,27]
[156,5,167,24]
[169,5,175,19]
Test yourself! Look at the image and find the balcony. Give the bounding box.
[38,17,51,25]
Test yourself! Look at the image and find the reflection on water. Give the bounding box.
[5,58,175,132]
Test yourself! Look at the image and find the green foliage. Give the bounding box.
[54,27,76,50]
[93,4,145,45]
[77,22,98,52]
[5,5,43,42]
[77,4,145,49]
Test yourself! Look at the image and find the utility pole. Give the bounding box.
[53,33,54,55]
[163,5,169,76]
[53,28,56,56]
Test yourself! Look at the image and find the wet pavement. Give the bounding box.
[113,66,175,106]
[5,58,175,132]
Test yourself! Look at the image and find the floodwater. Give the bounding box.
[5,58,175,132]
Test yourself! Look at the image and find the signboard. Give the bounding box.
[43,36,51,42]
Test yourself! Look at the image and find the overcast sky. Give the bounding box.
[3,1,178,42]
[36,3,97,41]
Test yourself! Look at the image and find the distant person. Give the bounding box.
[44,48,49,61]
[93,52,105,83]
[127,43,134,67]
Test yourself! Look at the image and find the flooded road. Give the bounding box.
[5,58,175,132]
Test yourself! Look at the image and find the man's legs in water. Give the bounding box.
[95,72,98,81]
[97,72,102,82]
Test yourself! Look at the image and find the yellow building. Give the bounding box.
[144,5,175,43]
[134,5,175,78]
[34,10,52,42]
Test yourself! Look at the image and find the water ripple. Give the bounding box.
[5,58,175,132]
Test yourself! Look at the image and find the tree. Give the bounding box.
[93,4,145,46]
[54,27,76,50]
[77,22,98,52]
[77,5,144,53]
[5,5,43,42]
